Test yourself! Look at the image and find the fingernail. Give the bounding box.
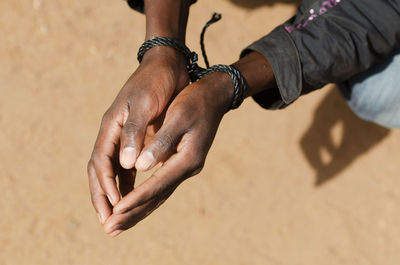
[120,147,137,169]
[135,151,155,171]
[109,229,123,238]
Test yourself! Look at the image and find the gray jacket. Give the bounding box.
[127,0,400,109]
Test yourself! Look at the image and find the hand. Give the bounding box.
[87,46,189,226]
[102,72,234,236]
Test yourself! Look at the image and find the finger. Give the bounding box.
[113,144,203,215]
[104,199,157,236]
[117,167,136,197]
[91,112,123,206]
[104,189,174,236]
[88,161,112,224]
[147,109,166,138]
[143,109,166,145]
[119,106,152,170]
[135,114,187,172]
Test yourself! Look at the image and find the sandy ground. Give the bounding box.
[1,0,400,264]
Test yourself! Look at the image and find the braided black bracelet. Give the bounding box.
[136,13,247,110]
[137,37,192,64]
[137,37,202,83]
[197,64,247,109]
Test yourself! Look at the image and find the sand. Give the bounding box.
[1,0,400,264]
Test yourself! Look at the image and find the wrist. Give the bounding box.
[232,51,276,98]
[197,72,235,113]
[141,46,187,72]
[144,0,191,42]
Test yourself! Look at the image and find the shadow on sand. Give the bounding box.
[300,88,390,186]
[227,0,391,185]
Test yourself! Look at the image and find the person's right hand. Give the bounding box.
[87,46,189,224]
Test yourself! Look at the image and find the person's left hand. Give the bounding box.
[102,72,234,237]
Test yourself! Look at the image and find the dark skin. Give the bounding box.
[87,0,276,237]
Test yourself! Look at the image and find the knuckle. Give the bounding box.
[89,154,101,167]
[101,109,121,128]
[187,153,205,175]
[154,134,175,151]
[183,149,205,176]
[89,155,108,175]
[192,160,205,174]
[90,193,101,207]
[87,159,94,175]
[101,109,113,123]
[122,121,140,136]
[191,164,204,177]
[90,193,97,205]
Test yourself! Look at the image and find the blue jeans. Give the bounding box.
[339,50,400,129]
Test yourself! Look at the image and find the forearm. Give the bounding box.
[142,0,277,108]
[202,51,278,112]
[232,51,276,98]
[143,0,277,100]
[144,0,191,42]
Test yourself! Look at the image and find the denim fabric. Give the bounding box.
[243,0,400,110]
[339,50,400,129]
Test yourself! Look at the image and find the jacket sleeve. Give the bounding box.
[241,0,400,109]
[126,0,197,13]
